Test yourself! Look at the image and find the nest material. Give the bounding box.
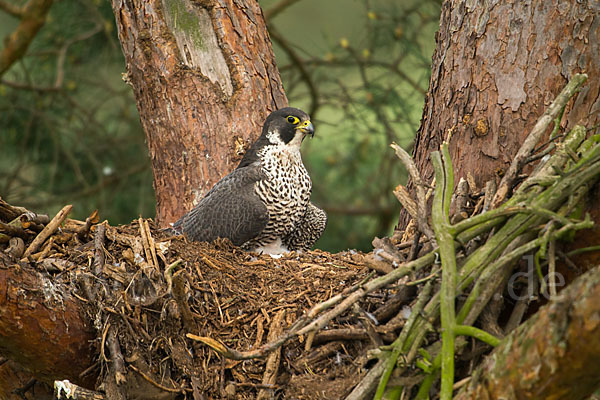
[1,201,419,399]
[96,221,372,399]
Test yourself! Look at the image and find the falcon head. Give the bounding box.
[263,107,314,149]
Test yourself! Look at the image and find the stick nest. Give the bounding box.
[1,201,416,399]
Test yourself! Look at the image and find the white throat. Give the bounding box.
[266,128,304,151]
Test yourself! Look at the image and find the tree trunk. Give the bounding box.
[402,0,600,239]
[0,253,96,388]
[111,0,288,226]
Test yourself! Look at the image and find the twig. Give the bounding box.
[172,271,197,331]
[232,382,277,390]
[138,217,156,269]
[107,327,127,385]
[453,377,471,391]
[391,143,436,244]
[504,284,535,334]
[393,184,418,219]
[31,236,54,261]
[345,359,387,400]
[457,220,593,327]
[453,325,500,347]
[548,239,557,298]
[313,328,395,344]
[450,178,469,224]
[0,197,48,222]
[129,365,184,394]
[482,179,496,213]
[164,258,183,294]
[354,304,383,347]
[407,231,422,261]
[565,245,600,258]
[23,204,72,258]
[143,219,159,269]
[19,214,44,232]
[257,309,286,400]
[77,210,99,240]
[371,285,416,323]
[0,220,30,239]
[93,223,106,275]
[100,322,111,363]
[374,280,434,400]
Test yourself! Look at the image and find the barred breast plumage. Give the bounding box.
[242,143,312,251]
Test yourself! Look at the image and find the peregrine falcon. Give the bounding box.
[172,107,327,254]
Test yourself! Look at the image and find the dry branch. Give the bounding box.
[391,142,436,244]
[93,222,106,275]
[257,309,286,400]
[23,204,72,258]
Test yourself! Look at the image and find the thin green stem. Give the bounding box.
[415,368,439,400]
[454,325,501,347]
[431,144,457,400]
[567,245,600,258]
[374,281,434,400]
[452,205,525,234]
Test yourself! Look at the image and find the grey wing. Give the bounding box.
[173,164,268,246]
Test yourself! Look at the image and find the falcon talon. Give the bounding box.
[172,107,327,255]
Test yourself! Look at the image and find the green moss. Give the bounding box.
[164,0,205,49]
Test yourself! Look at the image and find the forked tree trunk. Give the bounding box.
[111,0,288,226]
[402,0,600,256]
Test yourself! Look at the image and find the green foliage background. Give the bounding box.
[0,0,441,252]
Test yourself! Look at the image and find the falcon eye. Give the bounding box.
[286,116,300,124]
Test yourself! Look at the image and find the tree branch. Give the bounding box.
[263,0,303,20]
[0,0,23,17]
[0,0,54,77]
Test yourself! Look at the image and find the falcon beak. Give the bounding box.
[298,120,315,137]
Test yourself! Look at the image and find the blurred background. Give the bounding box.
[0,0,441,252]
